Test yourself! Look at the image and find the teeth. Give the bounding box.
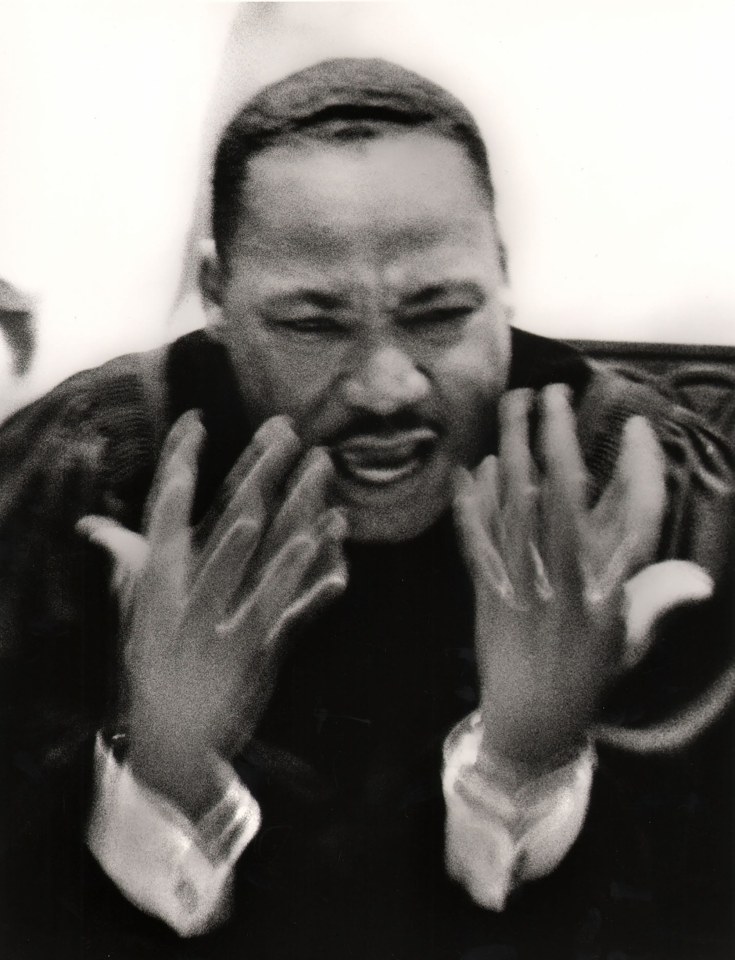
[339,428,437,458]
[335,428,437,487]
[339,457,421,486]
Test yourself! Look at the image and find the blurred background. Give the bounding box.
[1,0,733,418]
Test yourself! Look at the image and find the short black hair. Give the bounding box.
[211,58,507,275]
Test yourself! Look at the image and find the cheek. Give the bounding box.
[434,317,510,462]
[225,328,346,434]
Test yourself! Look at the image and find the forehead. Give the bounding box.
[233,132,498,275]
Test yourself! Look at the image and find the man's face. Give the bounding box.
[208,131,511,542]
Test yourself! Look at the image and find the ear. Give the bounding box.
[198,239,224,308]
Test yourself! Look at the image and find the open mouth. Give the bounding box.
[332,427,439,487]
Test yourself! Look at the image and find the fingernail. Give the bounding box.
[327,569,348,592]
[312,573,348,610]
[500,387,532,416]
[624,415,652,440]
[305,446,333,475]
[178,411,205,453]
[452,467,473,496]
[325,509,348,540]
[543,383,572,408]
[255,414,297,445]
[76,515,100,538]
[178,408,201,433]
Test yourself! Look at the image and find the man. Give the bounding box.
[0,59,732,960]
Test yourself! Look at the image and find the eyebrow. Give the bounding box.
[401,281,487,306]
[261,279,487,311]
[261,289,348,311]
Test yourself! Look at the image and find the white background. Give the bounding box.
[1,1,733,409]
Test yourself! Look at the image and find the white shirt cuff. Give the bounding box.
[86,733,261,937]
[442,711,595,911]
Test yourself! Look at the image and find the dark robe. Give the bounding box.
[0,329,732,959]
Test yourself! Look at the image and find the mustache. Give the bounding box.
[324,411,440,447]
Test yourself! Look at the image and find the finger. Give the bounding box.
[498,388,535,506]
[473,455,502,538]
[498,388,539,593]
[584,419,666,602]
[591,416,662,526]
[76,515,149,605]
[538,384,588,591]
[598,417,666,568]
[263,510,349,649]
[539,384,588,512]
[189,449,332,627]
[622,559,713,670]
[212,513,346,704]
[77,515,148,572]
[144,411,204,534]
[469,456,512,584]
[188,517,262,615]
[219,509,347,649]
[529,542,554,602]
[267,514,349,648]
[260,507,347,618]
[195,415,299,548]
[196,416,302,570]
[260,446,335,555]
[147,412,205,548]
[453,468,513,598]
[271,569,348,649]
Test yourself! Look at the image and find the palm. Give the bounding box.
[454,384,666,769]
[79,413,347,783]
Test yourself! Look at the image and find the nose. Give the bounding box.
[341,344,430,415]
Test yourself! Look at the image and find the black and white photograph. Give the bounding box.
[0,2,733,958]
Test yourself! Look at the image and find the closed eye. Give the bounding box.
[273,315,348,335]
[399,306,475,328]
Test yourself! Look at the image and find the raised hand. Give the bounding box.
[454,384,667,776]
[78,412,347,816]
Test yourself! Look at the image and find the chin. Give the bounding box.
[344,488,449,544]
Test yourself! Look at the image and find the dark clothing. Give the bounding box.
[0,329,733,959]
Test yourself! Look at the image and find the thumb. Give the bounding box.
[77,515,149,605]
[621,559,714,670]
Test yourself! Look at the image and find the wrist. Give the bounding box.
[125,734,232,821]
[477,726,589,792]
